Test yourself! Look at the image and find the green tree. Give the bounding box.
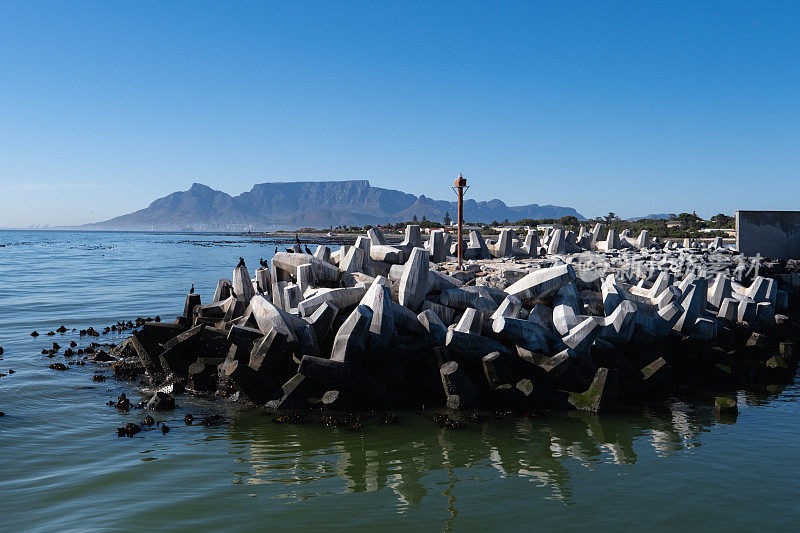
[422,215,428,223]
[412,215,418,223]
[605,212,617,223]
[710,213,733,227]
[443,211,451,226]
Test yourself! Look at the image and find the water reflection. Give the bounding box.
[223,395,772,509]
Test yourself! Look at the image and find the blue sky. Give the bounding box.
[0,1,798,226]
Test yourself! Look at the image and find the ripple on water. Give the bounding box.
[1,230,800,531]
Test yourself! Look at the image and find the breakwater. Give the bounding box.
[103,224,799,415]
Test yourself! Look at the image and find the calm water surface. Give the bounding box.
[1,230,799,532]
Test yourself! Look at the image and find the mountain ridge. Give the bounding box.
[80,180,585,231]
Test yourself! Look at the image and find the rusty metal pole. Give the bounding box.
[453,173,468,270]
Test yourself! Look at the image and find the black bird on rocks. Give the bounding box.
[274,246,278,254]
[237,257,246,268]
[295,234,301,245]
[189,284,194,294]
[259,258,268,268]
[304,245,312,255]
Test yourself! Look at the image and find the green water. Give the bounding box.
[1,231,798,531]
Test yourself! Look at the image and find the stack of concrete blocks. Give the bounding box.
[152,222,795,416]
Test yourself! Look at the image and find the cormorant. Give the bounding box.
[189,284,194,294]
[237,257,246,268]
[259,258,268,268]
[304,245,313,255]
[274,246,278,254]
[295,234,301,245]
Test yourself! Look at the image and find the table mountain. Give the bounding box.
[81,180,584,231]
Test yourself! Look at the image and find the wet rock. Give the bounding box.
[433,413,465,429]
[116,393,131,410]
[249,330,289,374]
[272,413,308,424]
[780,341,797,365]
[142,415,155,427]
[482,352,514,390]
[380,412,397,424]
[440,360,478,410]
[299,355,390,403]
[130,331,165,382]
[714,396,738,416]
[117,423,142,438]
[159,324,206,377]
[146,391,176,410]
[49,363,69,371]
[187,360,218,392]
[184,414,194,425]
[319,390,351,410]
[92,350,113,362]
[765,356,793,383]
[567,368,618,413]
[640,357,672,389]
[266,374,316,410]
[746,332,769,350]
[107,338,134,359]
[30,331,39,337]
[224,360,282,405]
[112,360,145,380]
[200,414,224,426]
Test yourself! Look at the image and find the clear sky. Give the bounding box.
[1,1,798,227]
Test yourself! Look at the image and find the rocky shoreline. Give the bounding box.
[96,224,798,420]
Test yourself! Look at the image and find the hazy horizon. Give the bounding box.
[1,2,798,226]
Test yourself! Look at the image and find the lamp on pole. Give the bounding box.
[451,173,469,270]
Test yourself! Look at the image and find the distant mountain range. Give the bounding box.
[79,180,585,231]
[627,213,675,221]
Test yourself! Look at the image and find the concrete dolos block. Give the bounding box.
[330,304,374,365]
[398,247,430,312]
[505,264,575,304]
[360,278,399,350]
